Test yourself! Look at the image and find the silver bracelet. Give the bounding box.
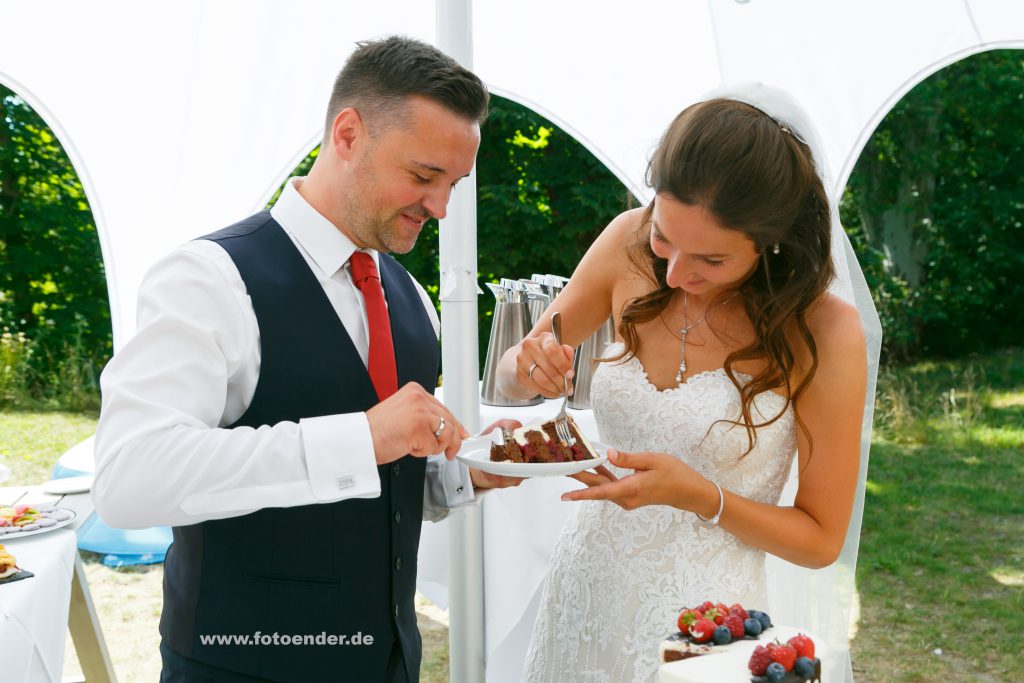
[695,480,724,525]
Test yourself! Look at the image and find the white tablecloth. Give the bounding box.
[0,529,77,683]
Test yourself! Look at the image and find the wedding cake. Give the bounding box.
[658,603,825,683]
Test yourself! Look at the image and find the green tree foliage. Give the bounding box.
[0,84,110,406]
[392,95,632,360]
[843,50,1024,359]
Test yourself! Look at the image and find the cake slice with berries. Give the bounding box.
[489,415,600,464]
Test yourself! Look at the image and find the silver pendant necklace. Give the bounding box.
[675,291,738,383]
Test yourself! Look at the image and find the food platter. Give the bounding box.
[0,505,77,539]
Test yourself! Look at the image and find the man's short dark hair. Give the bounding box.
[325,35,489,139]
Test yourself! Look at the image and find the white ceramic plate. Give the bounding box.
[0,507,77,540]
[41,475,93,495]
[456,435,610,478]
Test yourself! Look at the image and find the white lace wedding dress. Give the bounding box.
[523,342,798,683]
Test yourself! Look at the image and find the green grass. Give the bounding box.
[851,348,1024,682]
[0,410,98,486]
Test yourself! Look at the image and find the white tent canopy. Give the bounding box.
[3,2,1022,682]
[3,1,1020,347]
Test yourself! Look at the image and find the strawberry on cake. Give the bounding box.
[658,601,825,683]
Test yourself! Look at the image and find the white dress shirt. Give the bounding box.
[93,178,475,529]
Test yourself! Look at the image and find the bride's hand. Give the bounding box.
[561,449,711,512]
[568,463,618,488]
[514,333,575,398]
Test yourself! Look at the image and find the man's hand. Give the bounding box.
[470,419,525,490]
[470,468,523,489]
[365,383,469,464]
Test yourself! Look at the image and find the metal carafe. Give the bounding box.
[519,279,550,327]
[481,282,543,406]
[532,273,569,304]
[568,315,616,409]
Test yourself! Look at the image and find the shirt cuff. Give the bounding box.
[423,456,476,522]
[301,413,381,501]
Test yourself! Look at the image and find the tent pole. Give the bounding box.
[436,1,486,682]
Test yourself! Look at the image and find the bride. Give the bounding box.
[496,85,869,683]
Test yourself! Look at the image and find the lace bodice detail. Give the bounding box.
[523,343,797,683]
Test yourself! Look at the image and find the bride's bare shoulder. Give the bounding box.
[576,207,647,274]
[584,207,647,268]
[569,207,651,306]
[807,293,862,339]
[603,207,647,244]
[804,293,866,372]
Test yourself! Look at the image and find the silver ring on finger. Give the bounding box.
[433,416,446,439]
[528,363,539,381]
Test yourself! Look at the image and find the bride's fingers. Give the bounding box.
[568,470,612,488]
[561,478,630,502]
[607,449,656,471]
[519,354,563,398]
[479,419,522,436]
[535,336,574,396]
[591,464,618,481]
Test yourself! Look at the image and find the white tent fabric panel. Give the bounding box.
[473,0,722,203]
[473,0,990,205]
[1,0,435,346]
[968,0,1024,43]
[706,0,983,196]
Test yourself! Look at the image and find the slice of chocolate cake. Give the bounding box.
[489,438,524,462]
[488,415,602,465]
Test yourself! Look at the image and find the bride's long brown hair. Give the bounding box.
[610,99,834,455]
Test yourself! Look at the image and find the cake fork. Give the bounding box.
[550,312,576,446]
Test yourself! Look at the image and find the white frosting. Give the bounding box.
[658,626,827,683]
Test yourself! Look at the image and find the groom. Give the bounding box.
[94,36,514,682]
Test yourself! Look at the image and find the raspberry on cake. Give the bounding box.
[489,415,600,464]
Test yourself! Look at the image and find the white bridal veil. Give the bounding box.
[700,83,884,683]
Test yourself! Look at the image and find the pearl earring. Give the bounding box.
[772,242,781,255]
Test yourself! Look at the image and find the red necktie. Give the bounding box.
[349,252,398,400]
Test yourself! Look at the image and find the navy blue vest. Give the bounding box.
[159,212,439,683]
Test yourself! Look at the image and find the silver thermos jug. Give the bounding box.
[519,279,551,327]
[568,316,616,410]
[480,281,543,406]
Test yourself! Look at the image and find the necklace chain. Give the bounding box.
[675,291,738,384]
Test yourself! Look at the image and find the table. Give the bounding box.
[0,485,117,683]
